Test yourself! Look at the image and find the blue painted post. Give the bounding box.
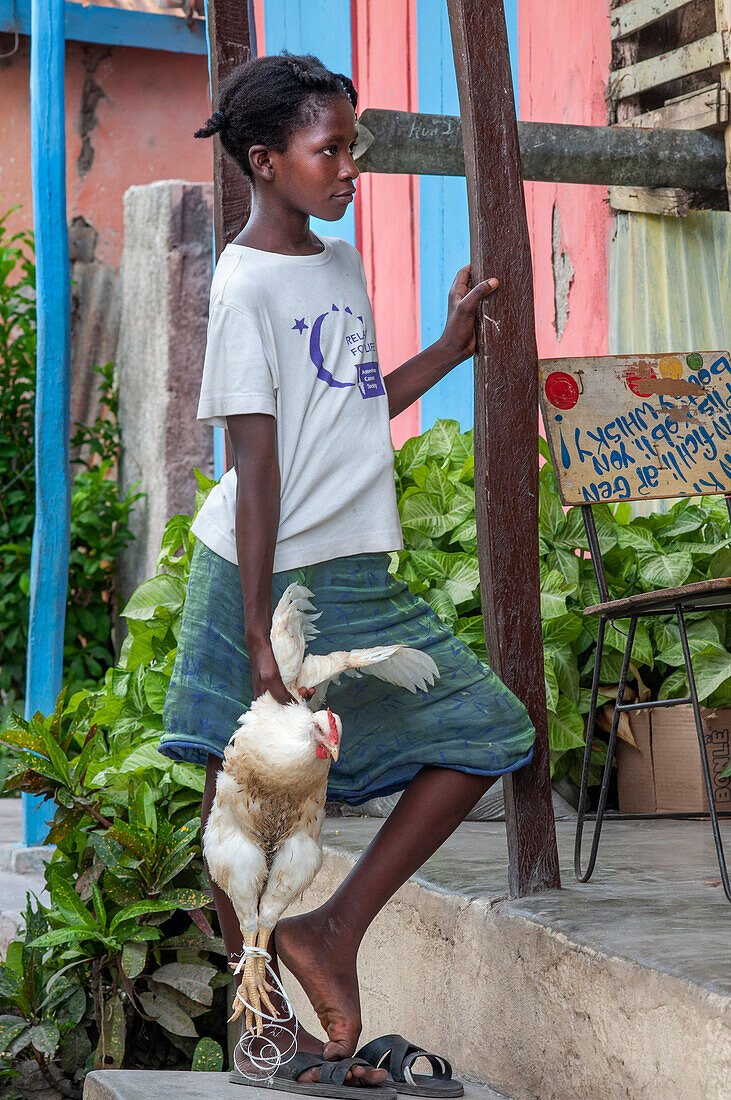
[24,0,72,846]
[264,0,356,247]
[418,0,518,432]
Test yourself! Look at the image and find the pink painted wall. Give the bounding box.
[519,0,612,361]
[0,36,212,267]
[351,0,421,447]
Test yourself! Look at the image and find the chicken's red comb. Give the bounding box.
[327,708,339,743]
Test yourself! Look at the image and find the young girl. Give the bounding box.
[160,53,535,1093]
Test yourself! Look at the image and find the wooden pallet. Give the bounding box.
[608,0,731,214]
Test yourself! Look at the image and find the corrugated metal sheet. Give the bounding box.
[608,209,731,514]
[608,210,731,354]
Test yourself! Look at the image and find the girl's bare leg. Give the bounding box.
[276,766,497,1059]
[202,755,386,1085]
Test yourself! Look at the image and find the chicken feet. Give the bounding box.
[229,928,278,1036]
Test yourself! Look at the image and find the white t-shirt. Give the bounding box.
[191,235,404,572]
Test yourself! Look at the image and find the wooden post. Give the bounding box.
[24,0,72,845]
[203,0,255,476]
[447,0,560,896]
[204,0,255,261]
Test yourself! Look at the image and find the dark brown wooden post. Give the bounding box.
[447,0,560,896]
[206,0,256,260]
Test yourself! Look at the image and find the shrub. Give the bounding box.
[390,418,731,786]
[0,211,140,704]
[0,480,226,1092]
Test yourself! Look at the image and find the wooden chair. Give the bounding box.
[539,351,731,901]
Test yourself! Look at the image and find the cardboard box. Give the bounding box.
[616,706,731,814]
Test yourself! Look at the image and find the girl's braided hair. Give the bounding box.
[195,52,358,179]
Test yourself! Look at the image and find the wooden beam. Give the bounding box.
[0,0,207,54]
[608,184,693,214]
[24,0,72,845]
[715,0,731,203]
[614,83,729,131]
[610,0,694,41]
[355,109,728,190]
[610,32,727,100]
[447,0,560,898]
[204,0,254,259]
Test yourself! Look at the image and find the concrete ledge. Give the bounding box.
[0,842,53,874]
[83,1071,510,1100]
[279,823,731,1100]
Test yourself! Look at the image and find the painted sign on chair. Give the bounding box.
[540,352,731,504]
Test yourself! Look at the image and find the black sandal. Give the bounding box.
[355,1035,464,1097]
[230,1052,398,1098]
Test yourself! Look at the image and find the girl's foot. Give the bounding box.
[275,909,364,1062]
[238,991,384,1086]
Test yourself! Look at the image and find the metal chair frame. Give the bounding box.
[574,496,731,903]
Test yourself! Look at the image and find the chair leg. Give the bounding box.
[676,605,731,903]
[575,615,635,882]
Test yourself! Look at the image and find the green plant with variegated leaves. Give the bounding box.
[0,474,228,1089]
[391,419,731,788]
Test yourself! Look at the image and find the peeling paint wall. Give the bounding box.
[519,0,612,360]
[0,36,212,267]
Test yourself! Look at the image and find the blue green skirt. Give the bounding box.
[159,542,535,804]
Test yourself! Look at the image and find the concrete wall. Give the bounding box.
[117,180,214,600]
[283,849,731,1100]
[0,36,211,267]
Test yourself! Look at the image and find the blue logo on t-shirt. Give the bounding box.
[292,304,383,398]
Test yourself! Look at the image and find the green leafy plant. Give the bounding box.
[391,419,731,786]
[0,479,227,1089]
[0,212,140,704]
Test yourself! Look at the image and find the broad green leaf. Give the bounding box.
[542,613,583,646]
[427,419,461,459]
[28,928,106,949]
[159,888,214,912]
[656,637,727,668]
[397,432,431,475]
[109,899,181,934]
[118,742,168,774]
[400,490,472,538]
[122,574,187,622]
[423,587,458,626]
[544,653,559,712]
[28,1021,60,1055]
[547,696,585,752]
[709,548,731,579]
[49,874,97,930]
[604,619,653,669]
[0,721,46,755]
[89,833,123,870]
[121,940,147,979]
[540,569,576,620]
[106,821,149,859]
[616,524,657,552]
[60,1025,92,1075]
[169,763,205,794]
[144,670,171,715]
[0,1015,29,1053]
[192,1037,224,1071]
[151,962,216,1005]
[139,991,197,1037]
[94,992,125,1069]
[548,643,580,704]
[637,550,693,591]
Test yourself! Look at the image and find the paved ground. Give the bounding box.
[323,814,731,998]
[84,1070,512,1100]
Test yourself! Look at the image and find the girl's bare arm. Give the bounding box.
[228,413,293,705]
[384,265,498,419]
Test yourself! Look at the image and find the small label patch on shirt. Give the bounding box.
[357,361,386,399]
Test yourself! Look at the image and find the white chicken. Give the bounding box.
[203,584,439,1035]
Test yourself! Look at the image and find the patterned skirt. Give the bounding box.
[159,542,535,804]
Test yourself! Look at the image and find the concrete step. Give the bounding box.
[279,818,731,1100]
[83,1071,512,1100]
